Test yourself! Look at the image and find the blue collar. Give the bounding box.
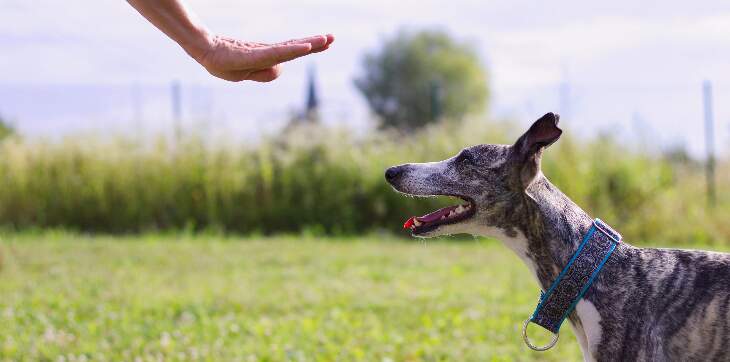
[522,218,622,351]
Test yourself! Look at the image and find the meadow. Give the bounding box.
[0,118,728,361]
[0,233,587,361]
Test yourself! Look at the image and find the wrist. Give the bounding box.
[180,24,214,64]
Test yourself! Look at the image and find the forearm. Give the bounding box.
[126,0,212,61]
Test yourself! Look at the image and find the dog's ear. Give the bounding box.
[513,112,562,188]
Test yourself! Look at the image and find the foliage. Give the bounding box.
[0,234,584,361]
[0,120,728,244]
[354,29,489,130]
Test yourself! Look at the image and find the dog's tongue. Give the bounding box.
[403,217,415,229]
[402,206,458,229]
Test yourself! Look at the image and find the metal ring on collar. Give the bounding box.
[522,319,559,351]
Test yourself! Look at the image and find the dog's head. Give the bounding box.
[385,113,562,238]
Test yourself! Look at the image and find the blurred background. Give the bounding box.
[0,1,729,361]
[4,0,730,156]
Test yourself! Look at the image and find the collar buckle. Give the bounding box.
[593,218,622,243]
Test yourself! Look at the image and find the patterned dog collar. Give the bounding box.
[523,219,622,351]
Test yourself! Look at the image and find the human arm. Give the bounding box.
[126,0,334,82]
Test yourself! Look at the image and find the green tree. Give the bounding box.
[354,29,489,130]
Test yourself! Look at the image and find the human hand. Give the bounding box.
[192,34,334,82]
[126,0,333,82]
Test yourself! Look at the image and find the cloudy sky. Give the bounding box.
[1,0,730,156]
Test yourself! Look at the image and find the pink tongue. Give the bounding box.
[415,205,458,223]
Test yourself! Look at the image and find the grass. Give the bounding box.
[2,120,727,245]
[0,233,586,361]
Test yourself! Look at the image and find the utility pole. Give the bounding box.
[558,65,571,121]
[558,80,570,120]
[171,80,182,141]
[131,83,143,138]
[703,80,717,208]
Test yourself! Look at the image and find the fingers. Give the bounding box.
[246,43,313,68]
[324,34,335,46]
[280,34,335,52]
[311,34,335,53]
[283,35,328,49]
[305,34,334,54]
[310,44,331,54]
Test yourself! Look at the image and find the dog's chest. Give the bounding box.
[574,299,602,361]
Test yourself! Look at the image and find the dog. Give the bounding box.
[385,113,730,361]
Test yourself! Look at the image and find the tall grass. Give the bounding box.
[0,119,727,244]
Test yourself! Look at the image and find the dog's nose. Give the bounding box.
[385,166,403,182]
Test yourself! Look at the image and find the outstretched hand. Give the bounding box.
[126,0,334,83]
[194,34,334,82]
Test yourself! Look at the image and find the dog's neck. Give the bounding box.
[519,175,596,289]
[472,174,603,358]
[474,174,595,287]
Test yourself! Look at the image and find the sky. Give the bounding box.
[1,0,730,157]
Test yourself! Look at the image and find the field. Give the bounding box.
[0,233,587,361]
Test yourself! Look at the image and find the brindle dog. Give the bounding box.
[385,113,730,361]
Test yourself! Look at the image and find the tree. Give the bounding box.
[354,29,489,130]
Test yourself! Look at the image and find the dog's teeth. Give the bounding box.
[455,205,464,214]
[413,220,422,226]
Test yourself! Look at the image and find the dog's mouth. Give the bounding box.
[402,196,476,235]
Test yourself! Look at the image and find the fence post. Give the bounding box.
[703,80,716,208]
[171,80,182,141]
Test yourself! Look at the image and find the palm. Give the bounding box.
[198,34,334,82]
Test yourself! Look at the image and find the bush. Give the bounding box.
[0,119,727,244]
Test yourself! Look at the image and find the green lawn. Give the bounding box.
[0,234,583,361]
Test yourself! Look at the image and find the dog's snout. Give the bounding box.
[385,166,404,183]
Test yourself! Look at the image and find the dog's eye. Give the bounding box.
[457,151,474,165]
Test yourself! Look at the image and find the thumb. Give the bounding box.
[246,67,282,82]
